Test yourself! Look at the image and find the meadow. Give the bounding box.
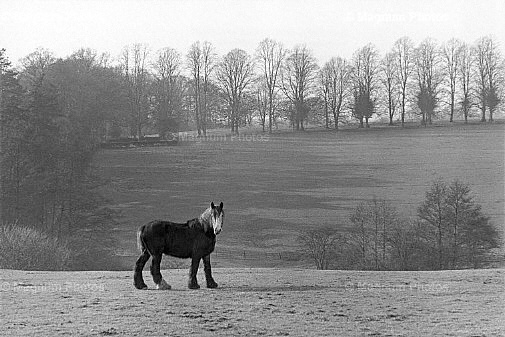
[2,268,504,336]
[95,122,505,269]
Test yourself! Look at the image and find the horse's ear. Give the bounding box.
[211,202,215,209]
[219,202,223,209]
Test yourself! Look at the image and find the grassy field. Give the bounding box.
[2,268,504,336]
[94,122,505,269]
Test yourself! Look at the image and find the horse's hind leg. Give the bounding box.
[151,254,171,290]
[188,257,201,289]
[134,251,150,290]
[203,255,218,288]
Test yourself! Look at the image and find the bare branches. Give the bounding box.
[282,45,318,130]
[441,39,462,122]
[256,39,286,133]
[380,52,399,125]
[120,44,150,139]
[297,227,342,270]
[457,42,474,123]
[393,37,414,127]
[414,38,442,126]
[216,49,255,134]
[351,43,380,127]
[320,57,351,129]
[473,36,503,122]
[186,41,217,136]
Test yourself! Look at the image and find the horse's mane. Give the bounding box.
[166,206,220,234]
[186,218,204,230]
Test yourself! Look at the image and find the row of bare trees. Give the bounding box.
[9,35,501,140]
[322,36,503,129]
[298,179,500,271]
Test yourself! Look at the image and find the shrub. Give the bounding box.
[0,224,71,270]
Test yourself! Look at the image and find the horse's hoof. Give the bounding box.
[188,283,200,290]
[207,281,218,289]
[134,283,148,290]
[156,279,171,290]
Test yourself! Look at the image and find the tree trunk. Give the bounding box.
[268,98,273,133]
[324,100,329,128]
[449,92,455,122]
[401,95,406,127]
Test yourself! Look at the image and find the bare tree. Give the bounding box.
[216,49,255,134]
[457,42,474,123]
[152,47,183,138]
[298,227,341,270]
[256,38,286,133]
[319,62,332,128]
[474,36,502,122]
[201,42,217,135]
[414,38,442,126]
[388,221,422,270]
[187,42,203,136]
[328,57,351,129]
[417,179,448,269]
[186,41,217,137]
[349,198,398,270]
[441,39,462,122]
[255,79,269,131]
[418,179,500,269]
[351,44,380,128]
[380,52,399,125]
[120,44,150,139]
[19,48,56,88]
[393,37,414,127]
[282,45,318,131]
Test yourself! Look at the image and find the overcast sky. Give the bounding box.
[1,0,504,66]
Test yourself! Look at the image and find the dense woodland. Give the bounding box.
[0,35,503,270]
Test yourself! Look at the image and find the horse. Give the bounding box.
[133,202,224,290]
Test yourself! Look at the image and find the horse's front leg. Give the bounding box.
[203,254,218,288]
[151,254,171,290]
[188,257,201,289]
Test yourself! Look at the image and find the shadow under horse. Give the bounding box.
[134,202,224,290]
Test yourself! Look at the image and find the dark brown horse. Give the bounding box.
[133,202,224,290]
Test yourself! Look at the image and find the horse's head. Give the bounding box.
[209,202,224,235]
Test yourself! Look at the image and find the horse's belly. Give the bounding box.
[163,228,215,259]
[164,244,192,258]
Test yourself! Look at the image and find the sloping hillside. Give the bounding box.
[96,123,505,270]
[2,268,504,336]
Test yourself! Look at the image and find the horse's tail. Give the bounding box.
[137,225,146,253]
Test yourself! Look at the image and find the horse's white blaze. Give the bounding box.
[199,203,224,235]
[212,212,223,235]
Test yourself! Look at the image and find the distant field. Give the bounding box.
[2,268,504,336]
[95,122,505,269]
